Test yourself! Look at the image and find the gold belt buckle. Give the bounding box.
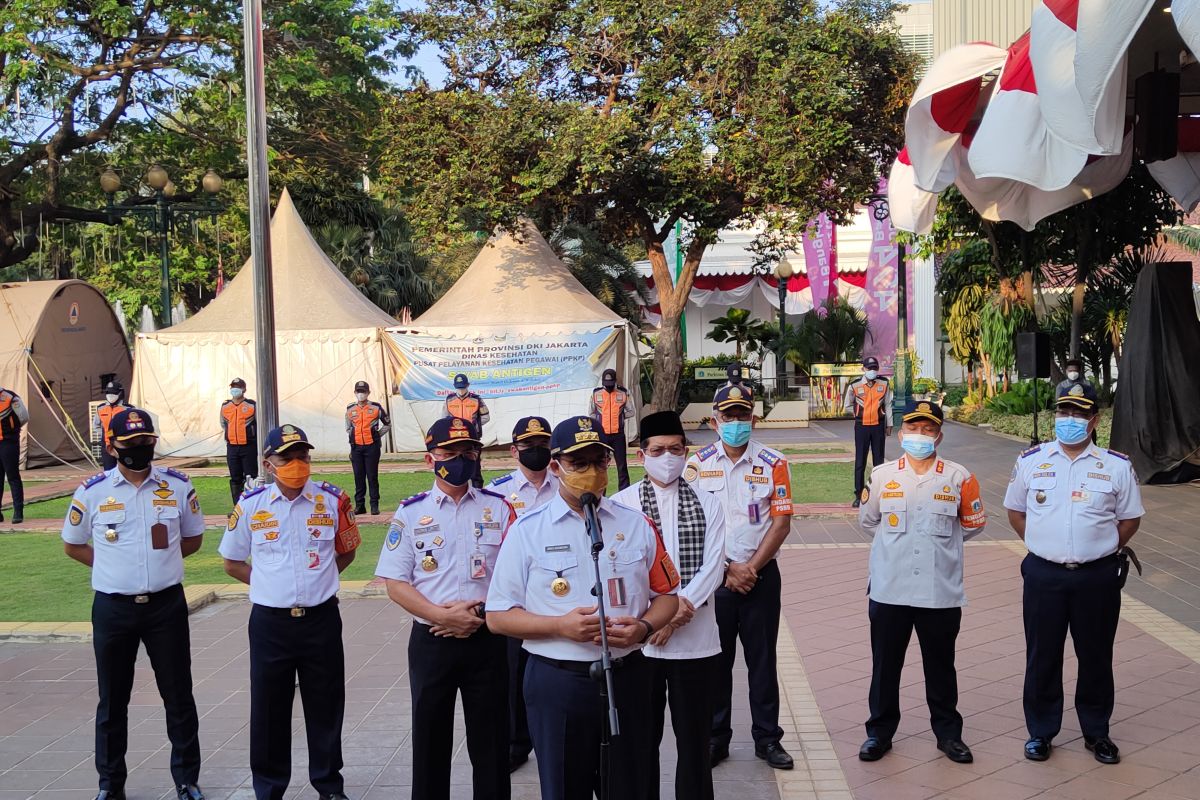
[1064,562,1080,571]
[134,594,150,604]
[290,607,306,618]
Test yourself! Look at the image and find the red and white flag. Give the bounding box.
[887,150,939,235]
[905,42,1007,192]
[967,32,1090,191]
[1174,0,1200,68]
[1029,0,1147,156]
[1147,118,1200,212]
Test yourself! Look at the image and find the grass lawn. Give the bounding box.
[1,462,854,622]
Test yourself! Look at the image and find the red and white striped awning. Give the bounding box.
[892,0,1200,233]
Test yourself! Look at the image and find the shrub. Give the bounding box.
[984,380,1055,416]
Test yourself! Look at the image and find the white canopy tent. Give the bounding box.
[386,220,641,450]
[131,189,397,456]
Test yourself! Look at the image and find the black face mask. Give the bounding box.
[602,380,616,391]
[518,446,552,472]
[114,443,155,471]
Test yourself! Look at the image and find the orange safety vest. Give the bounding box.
[222,399,256,445]
[852,379,889,426]
[593,389,628,434]
[97,402,127,446]
[348,402,382,446]
[0,392,16,441]
[446,394,481,423]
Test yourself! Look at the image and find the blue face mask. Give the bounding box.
[900,433,937,460]
[718,420,752,447]
[1055,416,1090,445]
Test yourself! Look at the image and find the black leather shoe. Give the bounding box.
[95,791,126,800]
[11,506,21,524]
[938,738,973,763]
[318,794,351,800]
[755,742,794,770]
[176,785,204,800]
[1085,736,1120,764]
[370,506,379,516]
[354,506,366,515]
[852,498,861,508]
[508,750,529,773]
[858,737,891,761]
[1024,737,1052,761]
[709,743,729,768]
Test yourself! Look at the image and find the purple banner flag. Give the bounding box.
[864,181,911,374]
[803,213,838,315]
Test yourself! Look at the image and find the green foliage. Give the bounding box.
[791,295,871,368]
[947,406,1111,448]
[706,308,772,362]
[941,383,969,407]
[549,222,649,327]
[984,380,1054,416]
[675,356,762,409]
[912,377,940,394]
[945,284,985,368]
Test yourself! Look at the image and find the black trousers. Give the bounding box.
[650,655,717,800]
[0,437,22,512]
[853,422,886,496]
[409,623,509,800]
[711,559,784,749]
[507,636,532,758]
[865,600,963,743]
[349,441,381,510]
[1022,553,1122,740]
[226,443,258,502]
[602,431,630,490]
[525,651,654,800]
[92,584,200,792]
[248,598,346,800]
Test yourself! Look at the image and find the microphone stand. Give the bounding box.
[581,492,618,800]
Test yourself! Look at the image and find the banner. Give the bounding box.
[865,180,909,374]
[389,329,619,400]
[803,213,838,314]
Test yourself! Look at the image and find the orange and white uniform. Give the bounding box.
[589,386,633,434]
[843,377,894,427]
[859,456,986,608]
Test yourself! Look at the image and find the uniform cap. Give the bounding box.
[103,380,122,393]
[426,416,481,450]
[512,416,551,442]
[230,377,246,388]
[1055,381,1098,410]
[713,383,754,411]
[263,424,313,457]
[550,416,613,455]
[863,356,880,369]
[901,399,944,426]
[639,411,685,441]
[601,368,617,382]
[109,407,157,441]
[453,373,469,389]
[354,380,370,393]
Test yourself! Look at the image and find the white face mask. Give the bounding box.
[1066,370,1080,381]
[230,388,244,399]
[105,393,119,404]
[643,452,686,485]
[864,370,878,381]
[355,392,368,402]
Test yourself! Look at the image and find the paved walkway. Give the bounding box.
[4,420,1200,798]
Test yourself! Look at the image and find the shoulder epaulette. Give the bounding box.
[489,474,513,487]
[316,480,345,497]
[401,491,429,507]
[221,399,232,406]
[757,449,782,467]
[1107,449,1130,461]
[480,488,507,501]
[82,471,107,488]
[346,402,357,409]
[164,467,190,481]
[697,443,718,461]
[239,485,268,501]
[1020,445,1042,459]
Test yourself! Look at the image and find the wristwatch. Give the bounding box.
[637,618,655,643]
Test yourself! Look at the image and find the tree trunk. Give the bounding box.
[1020,230,1037,320]
[645,229,707,412]
[1069,279,1086,359]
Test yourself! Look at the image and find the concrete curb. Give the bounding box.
[0,580,388,643]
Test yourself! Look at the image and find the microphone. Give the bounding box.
[580,492,604,554]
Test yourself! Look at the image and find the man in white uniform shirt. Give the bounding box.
[613,411,726,800]
[1005,382,1143,765]
[484,415,559,772]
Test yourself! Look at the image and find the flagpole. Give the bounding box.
[242,0,279,455]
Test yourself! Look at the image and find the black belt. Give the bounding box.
[1029,552,1118,571]
[532,650,644,675]
[98,584,181,605]
[254,595,338,618]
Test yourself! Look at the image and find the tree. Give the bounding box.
[706,308,771,362]
[381,0,916,409]
[549,222,649,327]
[0,0,407,273]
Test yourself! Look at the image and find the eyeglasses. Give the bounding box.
[432,449,480,461]
[643,444,686,457]
[514,441,549,451]
[556,454,611,472]
[1053,410,1092,420]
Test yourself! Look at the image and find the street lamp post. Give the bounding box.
[99,166,225,327]
[774,255,795,398]
[863,192,913,421]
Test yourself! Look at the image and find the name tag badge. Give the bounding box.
[1071,489,1091,503]
[607,576,628,607]
[306,546,321,570]
[470,551,487,580]
[748,502,761,524]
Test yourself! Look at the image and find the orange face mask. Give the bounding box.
[272,459,311,489]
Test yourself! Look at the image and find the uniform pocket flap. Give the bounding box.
[880,497,907,512]
[536,553,579,573]
[94,511,126,525]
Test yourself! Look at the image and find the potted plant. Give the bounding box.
[912,377,943,403]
